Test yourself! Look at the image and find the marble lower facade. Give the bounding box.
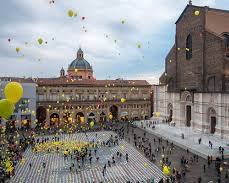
[153,85,229,139]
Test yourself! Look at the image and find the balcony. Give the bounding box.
[37,98,150,104]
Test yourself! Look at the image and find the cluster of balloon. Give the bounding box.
[90,121,94,128]
[0,82,23,120]
[163,165,170,175]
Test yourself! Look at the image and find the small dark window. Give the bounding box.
[88,76,91,79]
[186,34,192,60]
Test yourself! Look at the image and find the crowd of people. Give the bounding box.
[1,119,229,183]
[128,120,229,183]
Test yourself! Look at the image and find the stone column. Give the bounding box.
[46,110,50,125]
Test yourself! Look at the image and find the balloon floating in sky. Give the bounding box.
[4,82,23,104]
[82,17,85,20]
[38,38,43,45]
[194,10,200,16]
[137,44,141,48]
[121,20,125,24]
[0,99,15,120]
[16,47,20,53]
[8,38,11,42]
[68,10,74,17]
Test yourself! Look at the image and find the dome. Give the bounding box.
[69,58,92,70]
[68,48,92,70]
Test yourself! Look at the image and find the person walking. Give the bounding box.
[126,153,129,162]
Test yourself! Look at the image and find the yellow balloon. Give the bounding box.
[144,163,148,168]
[16,47,20,53]
[195,10,200,16]
[121,98,126,103]
[4,82,23,104]
[155,112,160,117]
[120,145,125,150]
[0,99,15,120]
[90,121,94,128]
[163,166,170,175]
[109,114,113,120]
[68,10,74,17]
[38,38,43,45]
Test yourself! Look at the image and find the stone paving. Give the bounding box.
[9,131,164,183]
[134,120,229,159]
[125,122,229,183]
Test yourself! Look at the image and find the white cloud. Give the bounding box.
[0,0,221,81]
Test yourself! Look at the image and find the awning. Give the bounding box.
[120,111,128,117]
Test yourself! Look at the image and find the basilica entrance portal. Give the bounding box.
[186,105,191,127]
[210,116,216,134]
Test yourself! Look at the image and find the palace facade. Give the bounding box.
[35,48,152,128]
[154,2,229,138]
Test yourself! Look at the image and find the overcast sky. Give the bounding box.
[0,0,228,84]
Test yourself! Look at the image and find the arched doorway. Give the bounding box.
[36,106,46,128]
[181,92,192,127]
[63,112,73,123]
[100,112,106,122]
[186,105,191,127]
[6,115,17,133]
[50,113,59,126]
[110,105,118,120]
[88,112,95,123]
[76,112,85,124]
[208,108,216,134]
[167,103,173,122]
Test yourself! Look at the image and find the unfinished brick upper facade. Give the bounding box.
[160,4,229,93]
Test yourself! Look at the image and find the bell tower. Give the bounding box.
[60,67,65,77]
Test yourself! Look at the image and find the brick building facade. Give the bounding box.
[154,2,229,138]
